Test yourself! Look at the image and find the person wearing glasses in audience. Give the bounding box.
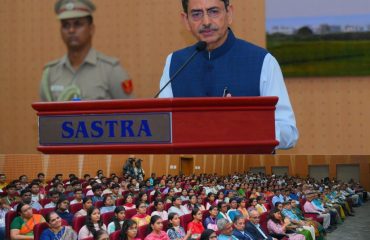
[232,215,255,240]
[132,201,151,227]
[187,208,205,239]
[40,0,133,101]
[10,203,45,239]
[40,211,77,240]
[158,0,298,150]
[217,218,238,240]
[246,210,276,240]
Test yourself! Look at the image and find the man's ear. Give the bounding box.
[181,12,191,31]
[227,4,234,26]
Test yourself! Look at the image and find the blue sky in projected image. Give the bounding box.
[266,0,370,32]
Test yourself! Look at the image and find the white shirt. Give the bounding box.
[159,53,298,149]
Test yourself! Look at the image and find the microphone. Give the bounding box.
[154,41,207,98]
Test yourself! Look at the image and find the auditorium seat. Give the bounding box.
[259,212,269,233]
[180,213,193,231]
[40,207,55,217]
[124,208,137,219]
[34,219,68,240]
[72,215,86,233]
[137,224,149,240]
[5,211,17,240]
[39,198,52,207]
[115,198,125,206]
[164,203,172,211]
[110,230,121,240]
[94,200,104,209]
[70,202,83,214]
[147,204,155,215]
[102,211,115,226]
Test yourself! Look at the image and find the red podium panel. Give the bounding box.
[32,97,279,154]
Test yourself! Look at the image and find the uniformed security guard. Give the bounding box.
[40,0,133,101]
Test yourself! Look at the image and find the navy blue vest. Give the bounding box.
[170,30,268,97]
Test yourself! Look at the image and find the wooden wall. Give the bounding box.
[1,154,369,190]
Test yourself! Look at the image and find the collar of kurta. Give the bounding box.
[201,28,236,60]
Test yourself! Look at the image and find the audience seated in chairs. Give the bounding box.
[132,201,151,227]
[200,229,217,240]
[187,208,205,239]
[70,188,83,205]
[118,219,140,240]
[232,215,255,240]
[216,218,235,240]
[78,206,107,239]
[107,206,126,234]
[204,205,219,231]
[55,197,74,226]
[74,196,93,218]
[166,212,191,240]
[39,211,77,240]
[151,200,168,220]
[245,210,274,240]
[10,203,45,239]
[144,215,170,240]
[168,196,189,217]
[100,194,116,214]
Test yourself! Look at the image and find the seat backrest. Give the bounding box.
[39,198,52,207]
[40,207,56,218]
[5,211,18,240]
[147,205,155,215]
[70,202,83,214]
[162,220,169,231]
[137,224,149,240]
[124,208,137,220]
[115,198,125,206]
[164,203,172,211]
[180,213,193,232]
[110,230,121,240]
[94,201,104,209]
[102,211,115,226]
[72,215,86,233]
[259,212,269,233]
[33,222,49,240]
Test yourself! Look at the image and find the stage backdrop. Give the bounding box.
[0,0,369,154]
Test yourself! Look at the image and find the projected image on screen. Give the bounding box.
[266,0,370,77]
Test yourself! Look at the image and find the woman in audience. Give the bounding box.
[132,201,151,227]
[78,206,107,239]
[145,215,170,240]
[123,193,136,210]
[187,208,204,240]
[215,191,225,204]
[186,195,197,212]
[55,197,74,225]
[255,196,268,214]
[203,205,218,231]
[95,229,110,240]
[200,229,217,240]
[218,202,232,225]
[75,196,93,217]
[100,195,116,214]
[180,189,189,202]
[40,211,77,240]
[10,203,45,239]
[196,195,206,211]
[151,200,169,220]
[138,192,150,206]
[167,212,192,240]
[165,189,176,204]
[248,198,258,212]
[107,206,126,234]
[267,208,306,240]
[237,197,250,219]
[205,193,216,210]
[120,219,140,240]
[275,202,284,211]
[188,189,195,197]
[168,196,189,216]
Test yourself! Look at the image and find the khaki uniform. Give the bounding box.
[40,48,133,101]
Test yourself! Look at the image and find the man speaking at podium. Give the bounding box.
[40,0,133,101]
[158,0,298,150]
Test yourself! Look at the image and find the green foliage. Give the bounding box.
[267,33,370,77]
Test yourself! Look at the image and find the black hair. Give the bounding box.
[83,196,93,204]
[154,200,164,208]
[103,194,112,206]
[181,0,230,13]
[148,215,162,233]
[20,188,32,197]
[167,212,179,230]
[37,172,45,178]
[191,207,201,219]
[268,207,282,224]
[120,219,137,240]
[112,206,126,232]
[94,229,108,240]
[200,229,216,240]
[16,202,27,215]
[92,184,102,193]
[86,206,103,237]
[233,214,244,223]
[56,197,69,210]
[45,211,58,223]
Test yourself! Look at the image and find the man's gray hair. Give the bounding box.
[217,218,230,231]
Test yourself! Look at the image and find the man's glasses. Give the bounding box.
[189,8,223,21]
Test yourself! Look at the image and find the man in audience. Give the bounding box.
[30,181,45,203]
[168,196,189,216]
[304,192,333,232]
[2,184,19,205]
[272,189,284,206]
[0,174,7,191]
[217,218,237,240]
[246,210,275,240]
[70,188,84,205]
[15,188,43,211]
[19,175,29,190]
[45,191,61,209]
[91,184,103,203]
[232,215,254,240]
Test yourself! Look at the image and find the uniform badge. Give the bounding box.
[66,3,75,10]
[121,79,133,94]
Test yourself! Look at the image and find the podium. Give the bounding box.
[32,97,279,154]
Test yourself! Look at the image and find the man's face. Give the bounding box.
[0,175,6,183]
[38,175,45,182]
[182,0,233,50]
[250,211,260,225]
[31,185,39,194]
[234,218,245,231]
[223,222,233,235]
[7,187,16,196]
[60,17,94,50]
[21,192,32,204]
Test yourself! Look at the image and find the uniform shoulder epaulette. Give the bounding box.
[43,59,60,69]
[97,52,120,66]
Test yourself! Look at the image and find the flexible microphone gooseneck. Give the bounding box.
[154,41,207,98]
